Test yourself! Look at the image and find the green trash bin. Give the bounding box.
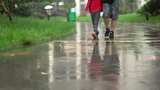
[67,8,76,22]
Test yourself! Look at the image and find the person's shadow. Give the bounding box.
[89,40,120,83]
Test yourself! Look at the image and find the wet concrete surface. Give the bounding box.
[0,22,160,90]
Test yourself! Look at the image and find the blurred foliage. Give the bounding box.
[0,0,75,18]
[138,0,160,16]
[0,15,75,51]
[63,3,75,10]
[13,2,47,17]
[0,0,51,19]
[119,0,138,14]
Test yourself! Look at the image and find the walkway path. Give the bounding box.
[0,22,160,90]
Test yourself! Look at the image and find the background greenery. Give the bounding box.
[0,16,75,51]
[0,0,159,51]
[77,13,160,23]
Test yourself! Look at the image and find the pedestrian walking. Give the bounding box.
[102,0,119,39]
[85,0,102,40]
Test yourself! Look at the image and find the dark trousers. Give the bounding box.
[91,12,100,33]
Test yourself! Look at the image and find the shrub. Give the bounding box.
[13,2,47,17]
[138,0,160,16]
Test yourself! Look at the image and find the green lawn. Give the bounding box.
[77,16,91,22]
[119,13,160,23]
[77,13,160,23]
[0,16,75,51]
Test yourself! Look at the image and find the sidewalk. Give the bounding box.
[0,22,160,90]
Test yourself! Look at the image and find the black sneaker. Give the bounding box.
[105,28,110,38]
[96,31,99,36]
[109,31,114,38]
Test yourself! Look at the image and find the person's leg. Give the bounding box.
[91,12,100,39]
[103,16,110,29]
[111,20,117,31]
[103,3,111,37]
[103,3,111,29]
[91,12,100,34]
[110,2,119,38]
[109,20,116,38]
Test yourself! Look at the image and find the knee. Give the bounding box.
[103,16,110,19]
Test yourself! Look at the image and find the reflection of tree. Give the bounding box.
[54,42,66,57]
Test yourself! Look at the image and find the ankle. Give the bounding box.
[94,31,99,35]
[106,28,110,31]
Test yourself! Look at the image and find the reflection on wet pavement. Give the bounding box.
[0,22,160,90]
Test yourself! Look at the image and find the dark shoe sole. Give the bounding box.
[109,31,114,39]
[105,31,110,37]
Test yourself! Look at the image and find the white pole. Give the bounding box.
[76,22,81,80]
[48,42,54,90]
[75,0,81,16]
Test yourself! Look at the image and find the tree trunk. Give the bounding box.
[0,0,12,21]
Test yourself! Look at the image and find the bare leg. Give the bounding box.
[111,20,117,31]
[103,16,110,29]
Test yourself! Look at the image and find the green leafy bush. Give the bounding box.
[13,2,47,17]
[138,0,160,16]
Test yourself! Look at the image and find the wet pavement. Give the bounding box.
[0,22,160,90]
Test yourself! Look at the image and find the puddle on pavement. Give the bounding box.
[0,51,32,57]
[0,22,160,90]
